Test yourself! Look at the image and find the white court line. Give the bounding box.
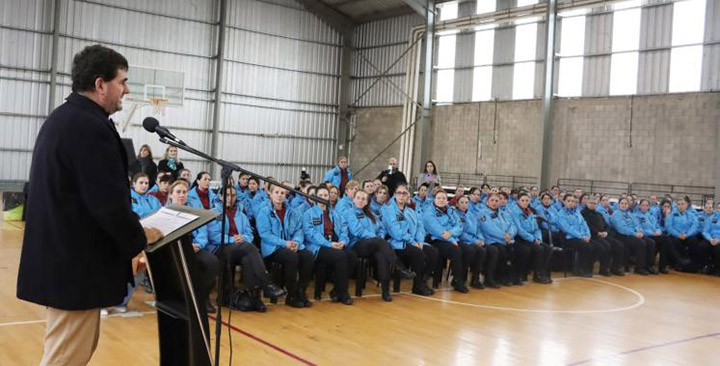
[0,311,157,328]
[0,277,630,327]
[404,277,646,314]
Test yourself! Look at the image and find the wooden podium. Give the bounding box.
[143,205,219,366]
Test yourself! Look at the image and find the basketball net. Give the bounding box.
[149,97,168,116]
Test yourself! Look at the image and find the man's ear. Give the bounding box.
[94,77,105,95]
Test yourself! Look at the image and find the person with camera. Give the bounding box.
[377,157,407,197]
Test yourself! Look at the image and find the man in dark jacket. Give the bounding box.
[377,157,407,196]
[581,196,625,276]
[16,44,163,366]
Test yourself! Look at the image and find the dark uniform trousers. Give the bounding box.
[458,243,487,281]
[353,238,397,281]
[649,235,681,269]
[614,234,655,270]
[395,244,439,288]
[267,248,314,295]
[591,236,624,272]
[193,249,220,338]
[486,243,509,283]
[515,239,553,279]
[215,242,271,291]
[562,238,594,274]
[672,236,711,271]
[316,246,350,296]
[430,239,465,283]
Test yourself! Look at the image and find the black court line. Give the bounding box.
[567,332,720,365]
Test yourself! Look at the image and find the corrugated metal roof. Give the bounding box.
[320,0,412,23]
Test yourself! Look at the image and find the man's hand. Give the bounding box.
[144,227,164,245]
[131,252,147,275]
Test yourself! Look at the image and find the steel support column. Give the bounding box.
[415,0,435,175]
[210,0,227,178]
[540,0,558,191]
[48,0,62,112]
[337,33,353,160]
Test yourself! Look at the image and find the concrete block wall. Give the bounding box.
[349,107,403,182]
[351,92,720,189]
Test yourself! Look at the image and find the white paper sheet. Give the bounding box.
[140,207,199,236]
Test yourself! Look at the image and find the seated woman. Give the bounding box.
[235,173,251,206]
[536,192,561,245]
[701,202,720,276]
[510,193,553,284]
[555,194,597,278]
[129,144,158,190]
[382,184,437,296]
[157,146,184,178]
[165,180,220,332]
[244,176,260,219]
[130,173,162,219]
[188,172,218,210]
[476,193,517,287]
[452,196,488,289]
[634,199,687,273]
[208,186,286,312]
[302,186,353,305]
[370,184,389,218]
[329,185,340,208]
[335,180,359,215]
[148,173,173,206]
[610,197,657,275]
[467,187,485,214]
[257,185,313,308]
[411,182,431,215]
[344,189,407,302]
[582,196,625,276]
[423,190,468,293]
[290,180,313,215]
[666,197,710,273]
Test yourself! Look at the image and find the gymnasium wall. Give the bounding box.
[0,0,341,185]
[350,91,720,188]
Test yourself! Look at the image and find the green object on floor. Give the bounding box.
[3,204,23,221]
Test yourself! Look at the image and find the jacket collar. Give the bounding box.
[66,92,111,120]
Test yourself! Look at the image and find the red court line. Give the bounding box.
[567,331,720,365]
[208,315,317,366]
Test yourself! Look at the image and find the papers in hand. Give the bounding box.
[140,207,199,236]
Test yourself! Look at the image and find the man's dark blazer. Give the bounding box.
[17,93,147,310]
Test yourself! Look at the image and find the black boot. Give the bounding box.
[381,280,392,302]
[251,289,267,313]
[470,273,484,289]
[451,278,469,293]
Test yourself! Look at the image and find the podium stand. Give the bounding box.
[144,205,219,366]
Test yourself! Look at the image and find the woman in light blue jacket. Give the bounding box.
[423,190,468,293]
[130,173,161,219]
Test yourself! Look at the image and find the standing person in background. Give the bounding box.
[377,157,407,196]
[324,156,352,195]
[416,160,442,194]
[158,146,184,178]
[16,44,164,366]
[129,144,157,188]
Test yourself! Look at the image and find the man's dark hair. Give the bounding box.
[71,44,129,92]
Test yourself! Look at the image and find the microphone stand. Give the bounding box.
[156,137,329,366]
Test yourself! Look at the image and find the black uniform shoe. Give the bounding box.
[263,283,286,299]
[412,285,434,296]
[285,295,305,308]
[485,280,501,289]
[658,266,669,274]
[470,280,485,289]
[206,302,217,314]
[599,269,612,277]
[298,291,312,308]
[381,290,392,302]
[648,267,659,275]
[634,269,650,276]
[611,269,625,276]
[532,275,545,284]
[453,283,469,293]
[541,277,553,284]
[339,294,353,305]
[329,288,338,302]
[254,298,267,313]
[580,271,593,278]
[512,278,523,286]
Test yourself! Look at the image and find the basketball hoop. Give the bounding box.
[149,97,168,116]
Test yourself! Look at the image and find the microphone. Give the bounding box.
[143,117,186,145]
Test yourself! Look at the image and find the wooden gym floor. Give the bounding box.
[1,221,719,365]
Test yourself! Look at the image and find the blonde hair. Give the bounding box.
[168,179,189,201]
[162,146,181,163]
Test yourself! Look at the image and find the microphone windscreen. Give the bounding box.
[142,117,160,133]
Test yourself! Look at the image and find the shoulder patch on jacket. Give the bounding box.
[396,213,405,221]
[312,218,322,226]
[356,213,365,220]
[480,216,487,222]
